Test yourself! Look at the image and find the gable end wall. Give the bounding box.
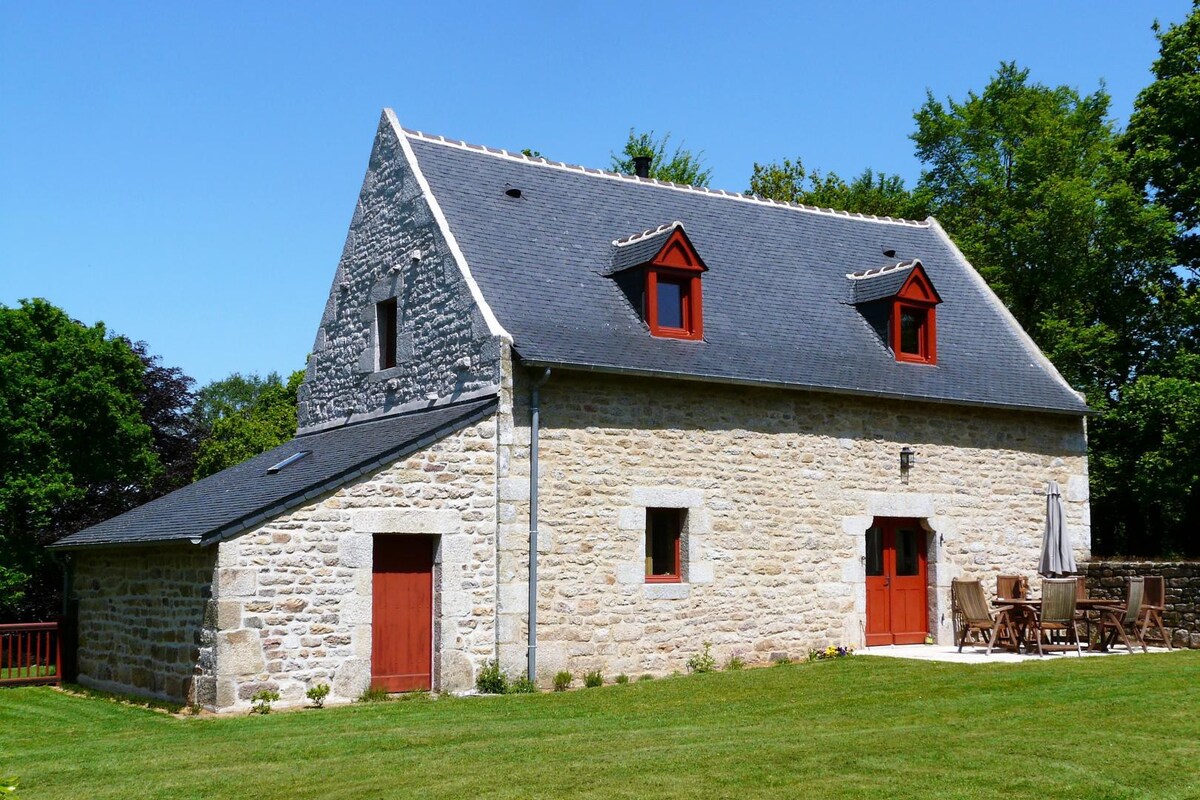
[298,114,501,431]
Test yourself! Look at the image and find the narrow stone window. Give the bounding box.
[376,298,397,370]
[645,508,684,583]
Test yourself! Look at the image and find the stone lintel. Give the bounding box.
[630,486,704,508]
[352,508,460,534]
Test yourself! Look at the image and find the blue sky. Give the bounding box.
[1,1,1192,388]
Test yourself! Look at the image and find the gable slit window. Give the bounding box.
[376,298,398,370]
[645,507,684,583]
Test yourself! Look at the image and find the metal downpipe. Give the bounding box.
[527,368,551,682]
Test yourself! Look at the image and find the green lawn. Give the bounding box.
[1,652,1198,800]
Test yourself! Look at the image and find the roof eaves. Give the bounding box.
[515,356,1091,416]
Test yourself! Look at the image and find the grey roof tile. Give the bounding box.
[52,398,497,549]
[408,134,1087,415]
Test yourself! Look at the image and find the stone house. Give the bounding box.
[54,110,1091,711]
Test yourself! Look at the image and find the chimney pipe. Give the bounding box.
[632,155,651,179]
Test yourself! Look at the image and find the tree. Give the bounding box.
[193,370,305,479]
[1126,2,1200,274]
[912,62,1178,399]
[0,299,185,620]
[748,157,928,219]
[611,129,712,186]
[1091,368,1200,556]
[193,372,285,432]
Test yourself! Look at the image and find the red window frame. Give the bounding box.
[641,227,706,340]
[892,300,936,364]
[646,268,703,340]
[890,265,939,365]
[645,508,684,583]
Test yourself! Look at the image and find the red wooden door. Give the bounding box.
[372,535,434,692]
[864,519,928,646]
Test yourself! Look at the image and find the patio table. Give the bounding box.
[990,598,1120,652]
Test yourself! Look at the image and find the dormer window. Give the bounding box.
[848,259,941,365]
[608,222,707,341]
[895,303,933,363]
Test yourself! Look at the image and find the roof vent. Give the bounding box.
[632,156,651,179]
[504,187,522,198]
[266,450,311,475]
[883,248,897,258]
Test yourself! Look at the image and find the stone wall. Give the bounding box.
[72,544,217,704]
[211,416,499,712]
[496,368,1090,682]
[1084,561,1200,648]
[298,113,501,432]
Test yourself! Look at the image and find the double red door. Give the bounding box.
[865,518,928,646]
[372,535,434,692]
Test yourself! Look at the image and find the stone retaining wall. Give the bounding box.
[72,544,217,704]
[1084,561,1200,648]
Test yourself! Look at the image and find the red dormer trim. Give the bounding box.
[645,228,705,340]
[892,263,940,364]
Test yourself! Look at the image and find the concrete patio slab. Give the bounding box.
[859,644,1172,664]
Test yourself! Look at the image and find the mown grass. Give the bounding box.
[1,652,1197,799]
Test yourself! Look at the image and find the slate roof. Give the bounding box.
[405,129,1087,415]
[850,261,921,305]
[52,398,497,549]
[606,222,682,275]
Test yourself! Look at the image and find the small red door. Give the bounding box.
[865,518,928,646]
[372,535,434,692]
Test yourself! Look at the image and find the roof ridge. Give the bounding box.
[401,127,930,228]
[612,221,682,247]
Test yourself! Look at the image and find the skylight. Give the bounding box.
[266,451,312,474]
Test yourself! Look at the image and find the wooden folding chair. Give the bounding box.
[997,575,1026,601]
[1097,577,1148,653]
[1029,578,1083,656]
[1139,576,1172,650]
[952,579,1015,654]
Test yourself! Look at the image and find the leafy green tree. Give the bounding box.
[192,372,285,432]
[193,370,305,479]
[611,129,712,186]
[912,62,1178,398]
[748,157,928,219]
[0,299,184,619]
[1126,2,1200,274]
[1091,369,1200,556]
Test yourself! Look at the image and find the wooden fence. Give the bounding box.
[0,621,62,686]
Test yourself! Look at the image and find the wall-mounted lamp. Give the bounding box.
[900,446,916,484]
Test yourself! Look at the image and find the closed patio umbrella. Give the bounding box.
[1038,480,1076,577]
